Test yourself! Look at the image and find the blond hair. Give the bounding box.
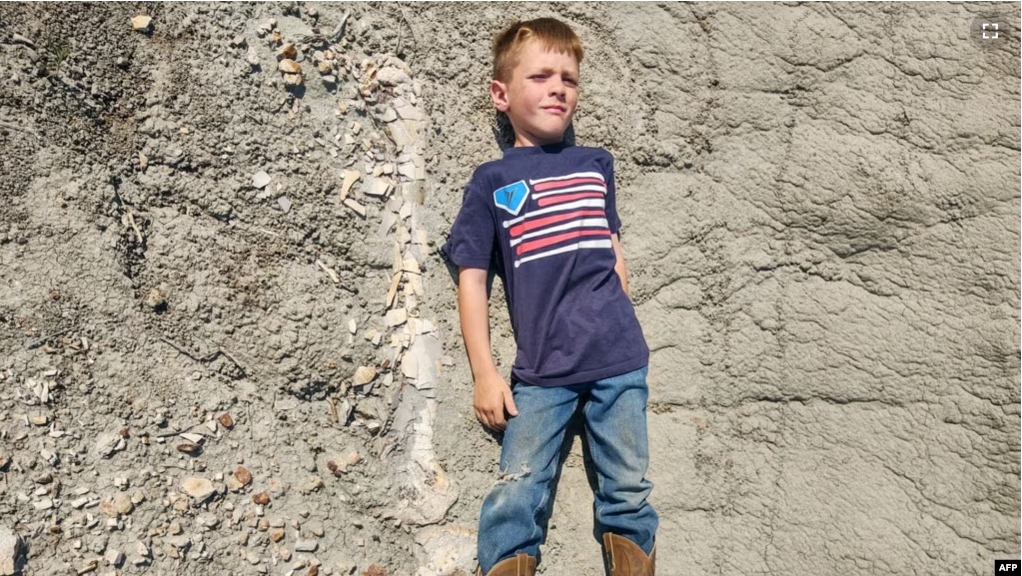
[492,18,584,83]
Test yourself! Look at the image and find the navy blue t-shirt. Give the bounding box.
[441,142,649,387]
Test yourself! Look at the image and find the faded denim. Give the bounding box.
[476,365,658,573]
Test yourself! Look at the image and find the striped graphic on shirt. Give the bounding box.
[500,171,612,268]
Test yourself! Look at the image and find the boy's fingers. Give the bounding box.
[503,388,519,417]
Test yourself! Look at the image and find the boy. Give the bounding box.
[441,18,658,576]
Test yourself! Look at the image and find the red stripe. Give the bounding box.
[533,177,605,192]
[537,192,605,207]
[516,229,611,256]
[509,210,605,238]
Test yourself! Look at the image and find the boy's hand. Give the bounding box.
[473,371,518,431]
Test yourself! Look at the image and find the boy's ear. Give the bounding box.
[490,79,510,112]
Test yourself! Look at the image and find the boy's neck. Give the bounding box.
[514,133,566,148]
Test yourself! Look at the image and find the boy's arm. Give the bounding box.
[457,267,518,431]
[611,233,630,297]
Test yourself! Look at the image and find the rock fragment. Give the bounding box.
[252,171,271,189]
[352,366,377,387]
[104,549,124,567]
[217,413,234,429]
[339,170,361,201]
[228,466,252,491]
[252,492,270,505]
[0,527,26,576]
[180,477,217,502]
[377,66,411,87]
[343,198,366,217]
[278,59,301,74]
[130,15,152,32]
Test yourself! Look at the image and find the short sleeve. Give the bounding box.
[601,153,622,235]
[440,175,496,270]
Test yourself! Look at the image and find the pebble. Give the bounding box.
[352,366,376,387]
[113,493,133,515]
[294,540,318,552]
[339,170,360,201]
[252,492,270,505]
[252,171,271,189]
[278,196,292,213]
[33,498,53,511]
[0,527,26,576]
[278,59,301,74]
[385,309,407,327]
[130,15,152,32]
[104,549,124,567]
[230,35,247,48]
[246,46,260,66]
[343,198,366,217]
[376,66,411,86]
[180,477,217,501]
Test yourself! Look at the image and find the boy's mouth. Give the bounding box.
[542,106,567,114]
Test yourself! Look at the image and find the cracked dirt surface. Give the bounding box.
[0,3,1019,576]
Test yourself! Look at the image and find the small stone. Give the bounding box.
[217,413,234,428]
[347,318,357,334]
[269,530,284,543]
[113,493,134,515]
[279,549,292,562]
[33,498,53,511]
[246,552,261,565]
[0,527,26,576]
[378,108,397,123]
[95,432,122,458]
[316,60,333,74]
[366,178,391,198]
[376,66,411,86]
[294,540,318,552]
[29,414,48,426]
[176,443,201,455]
[283,73,304,86]
[168,521,182,535]
[252,492,270,505]
[146,287,166,310]
[278,59,301,74]
[346,451,361,466]
[246,46,260,66]
[229,466,252,491]
[130,15,152,32]
[352,366,376,387]
[104,549,124,567]
[339,170,360,201]
[252,171,271,189]
[277,43,297,61]
[180,477,217,502]
[385,309,407,327]
[230,35,247,48]
[343,198,365,217]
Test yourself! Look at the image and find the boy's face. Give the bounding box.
[491,41,579,148]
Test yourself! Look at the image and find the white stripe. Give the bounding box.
[532,184,607,199]
[509,218,609,247]
[503,198,606,228]
[528,171,605,185]
[513,239,613,268]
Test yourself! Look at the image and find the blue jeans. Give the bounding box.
[477,366,658,572]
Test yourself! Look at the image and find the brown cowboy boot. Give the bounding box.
[602,533,656,576]
[476,553,537,576]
